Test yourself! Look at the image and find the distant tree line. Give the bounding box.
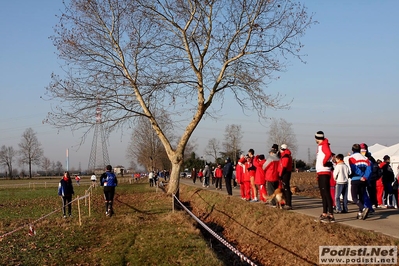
[0,128,63,178]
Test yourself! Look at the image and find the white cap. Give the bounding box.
[281,144,288,150]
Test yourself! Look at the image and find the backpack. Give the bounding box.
[369,159,382,181]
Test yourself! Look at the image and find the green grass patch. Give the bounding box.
[0,181,223,266]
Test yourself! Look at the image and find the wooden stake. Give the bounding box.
[77,195,82,226]
[88,192,91,217]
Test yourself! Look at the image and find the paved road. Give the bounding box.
[179,178,399,239]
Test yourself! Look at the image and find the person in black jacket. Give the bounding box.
[58,171,74,218]
[223,158,234,195]
[380,155,395,207]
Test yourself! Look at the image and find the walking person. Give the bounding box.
[100,165,118,217]
[148,171,154,187]
[278,144,293,210]
[349,144,372,220]
[380,155,395,208]
[198,169,204,184]
[191,168,197,184]
[58,171,74,218]
[314,131,335,223]
[223,157,234,195]
[361,143,380,209]
[211,166,216,186]
[333,154,350,213]
[360,143,375,215]
[90,173,97,187]
[214,164,223,190]
[75,175,81,186]
[203,165,211,187]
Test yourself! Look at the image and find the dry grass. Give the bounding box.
[291,172,321,198]
[178,172,399,266]
[1,174,398,265]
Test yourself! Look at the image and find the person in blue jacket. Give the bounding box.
[348,144,372,220]
[100,165,118,216]
[58,171,74,218]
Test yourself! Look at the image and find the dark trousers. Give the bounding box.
[215,178,222,189]
[104,187,116,211]
[225,177,232,195]
[62,195,72,215]
[351,180,367,212]
[281,172,292,207]
[368,180,378,207]
[318,174,333,214]
[204,176,210,186]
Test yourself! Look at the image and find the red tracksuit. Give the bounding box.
[254,155,267,201]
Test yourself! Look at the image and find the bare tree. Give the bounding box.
[267,118,297,157]
[126,110,178,171]
[44,0,315,194]
[51,161,56,176]
[222,124,243,163]
[0,145,16,178]
[204,138,221,164]
[18,128,44,178]
[55,161,63,176]
[42,157,51,176]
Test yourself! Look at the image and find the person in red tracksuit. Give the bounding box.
[314,131,335,223]
[242,155,253,201]
[214,164,223,190]
[236,155,246,200]
[278,144,293,210]
[247,149,258,202]
[375,159,384,206]
[263,149,280,206]
[254,154,267,202]
[330,153,337,210]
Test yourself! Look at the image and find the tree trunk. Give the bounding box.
[29,161,32,178]
[166,160,182,196]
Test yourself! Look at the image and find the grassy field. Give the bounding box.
[0,180,224,266]
[1,174,398,265]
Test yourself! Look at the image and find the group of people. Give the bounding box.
[58,165,118,218]
[191,158,235,194]
[315,131,399,224]
[148,169,170,187]
[187,130,399,224]
[234,145,293,209]
[189,144,294,209]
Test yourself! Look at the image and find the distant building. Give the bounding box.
[114,165,125,176]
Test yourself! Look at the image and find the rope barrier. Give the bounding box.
[173,194,258,266]
[0,188,92,239]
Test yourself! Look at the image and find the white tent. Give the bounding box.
[367,143,387,155]
[370,143,399,176]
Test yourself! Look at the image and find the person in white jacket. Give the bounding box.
[333,154,351,213]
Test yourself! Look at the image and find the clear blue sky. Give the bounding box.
[1,1,398,172]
